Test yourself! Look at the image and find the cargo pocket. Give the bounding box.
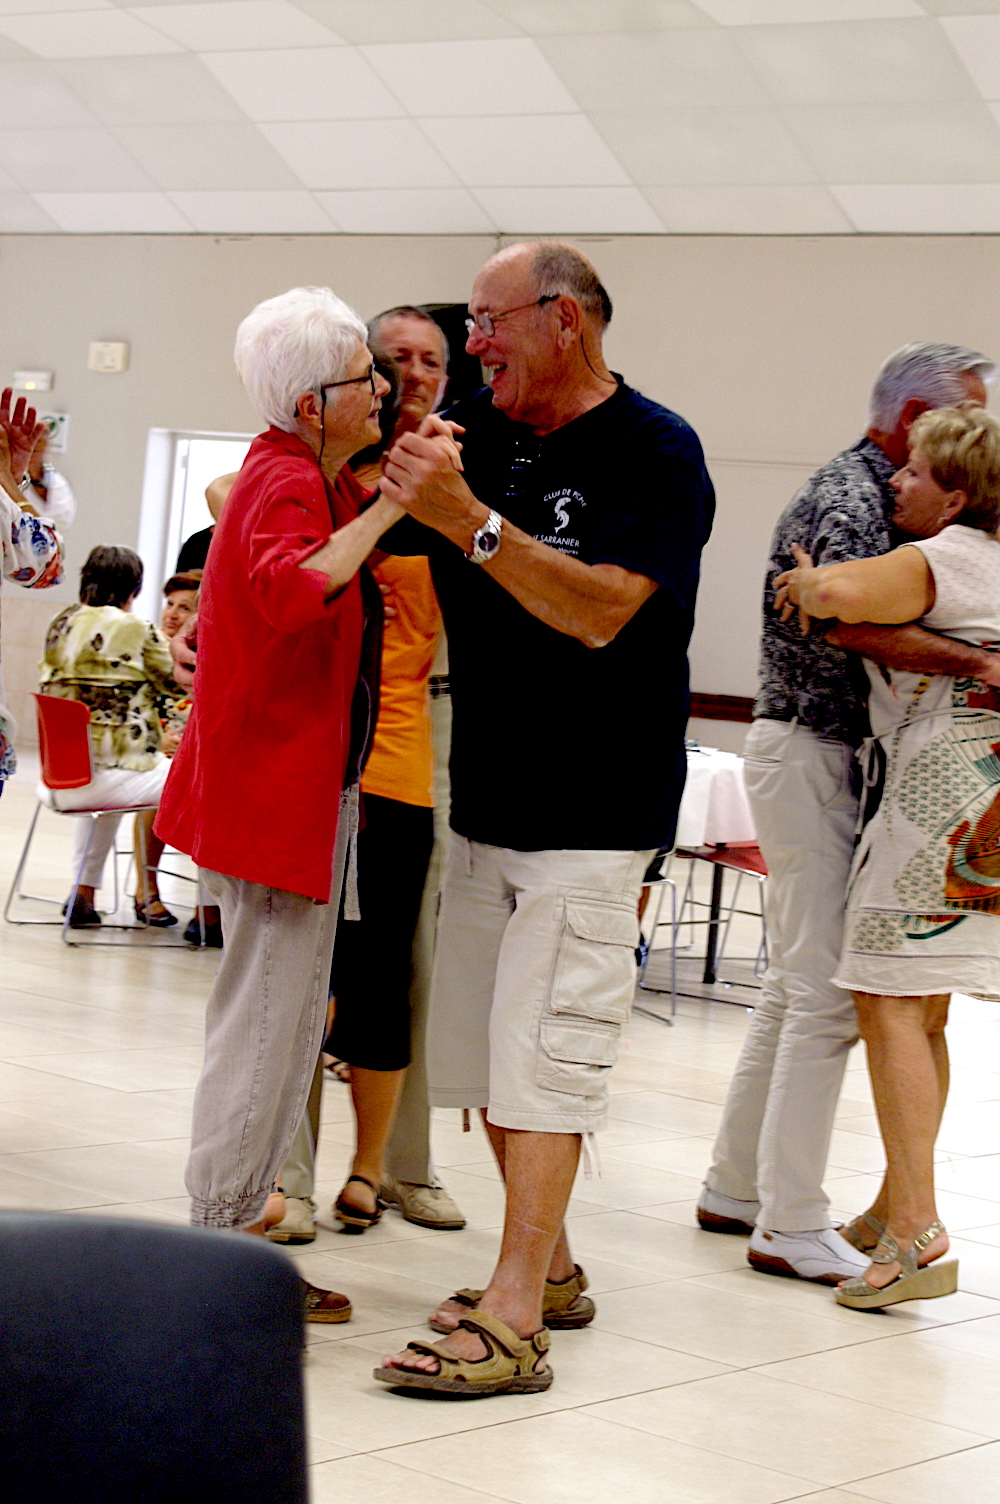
[537,893,639,1098]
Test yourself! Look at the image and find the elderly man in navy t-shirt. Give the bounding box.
[373,242,714,1397]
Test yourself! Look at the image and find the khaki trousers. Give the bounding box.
[705,719,860,1231]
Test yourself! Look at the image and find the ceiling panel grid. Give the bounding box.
[0,0,1000,233]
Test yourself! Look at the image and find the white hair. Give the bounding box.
[868,341,995,431]
[234,286,368,432]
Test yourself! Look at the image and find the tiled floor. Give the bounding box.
[2,757,1000,1502]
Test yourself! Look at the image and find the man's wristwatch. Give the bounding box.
[466,509,503,565]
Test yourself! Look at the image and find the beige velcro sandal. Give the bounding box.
[429,1263,595,1333]
[374,1310,552,1397]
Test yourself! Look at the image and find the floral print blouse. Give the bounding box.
[0,487,64,780]
[39,604,176,772]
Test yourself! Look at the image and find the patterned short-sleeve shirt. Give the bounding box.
[754,437,896,747]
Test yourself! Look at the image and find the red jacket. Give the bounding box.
[156,428,367,902]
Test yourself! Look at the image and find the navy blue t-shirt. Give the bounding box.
[383,381,714,851]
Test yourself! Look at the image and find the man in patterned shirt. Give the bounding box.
[699,343,1000,1284]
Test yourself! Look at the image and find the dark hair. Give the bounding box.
[350,349,403,469]
[367,305,450,366]
[79,546,144,608]
[533,243,613,329]
[162,572,201,596]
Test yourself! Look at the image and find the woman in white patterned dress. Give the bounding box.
[776,406,1000,1311]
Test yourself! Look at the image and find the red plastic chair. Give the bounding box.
[4,695,178,944]
[34,693,95,791]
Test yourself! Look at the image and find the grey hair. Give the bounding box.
[531,242,613,328]
[234,286,367,432]
[868,341,995,431]
[367,305,449,367]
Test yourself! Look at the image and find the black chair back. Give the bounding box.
[1,1212,307,1504]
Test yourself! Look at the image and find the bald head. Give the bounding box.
[481,242,612,332]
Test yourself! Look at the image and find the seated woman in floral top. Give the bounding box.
[40,545,179,929]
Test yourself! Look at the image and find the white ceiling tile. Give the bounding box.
[0,9,181,56]
[694,1,922,22]
[314,186,496,232]
[0,34,32,59]
[292,2,519,44]
[647,182,853,230]
[940,16,1000,100]
[259,118,455,188]
[0,160,16,186]
[784,102,1000,183]
[0,124,155,188]
[131,2,342,51]
[472,185,664,231]
[0,0,113,12]
[0,61,99,126]
[361,38,578,115]
[736,18,978,104]
[0,188,60,227]
[420,114,631,186]
[538,29,769,110]
[831,182,1000,231]
[33,188,192,228]
[114,121,301,187]
[168,188,335,229]
[54,54,245,123]
[590,107,817,184]
[201,46,403,120]
[489,1,709,31]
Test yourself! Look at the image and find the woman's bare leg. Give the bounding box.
[853,991,950,1288]
[340,1066,406,1214]
[134,809,167,907]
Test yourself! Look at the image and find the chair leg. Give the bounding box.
[3,801,43,922]
[714,870,745,975]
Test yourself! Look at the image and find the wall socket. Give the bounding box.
[88,341,130,374]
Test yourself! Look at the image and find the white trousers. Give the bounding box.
[705,719,860,1231]
[49,760,170,890]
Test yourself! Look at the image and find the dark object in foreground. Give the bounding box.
[2,1212,307,1503]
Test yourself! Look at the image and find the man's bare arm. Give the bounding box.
[828,621,1000,687]
[381,430,654,648]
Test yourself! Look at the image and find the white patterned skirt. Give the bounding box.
[833,706,1000,1000]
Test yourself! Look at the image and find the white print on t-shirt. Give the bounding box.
[537,488,587,554]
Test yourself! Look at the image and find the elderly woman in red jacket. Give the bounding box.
[156,287,401,1314]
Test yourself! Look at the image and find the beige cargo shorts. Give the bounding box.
[426,837,655,1134]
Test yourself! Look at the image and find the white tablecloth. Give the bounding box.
[674,748,756,848]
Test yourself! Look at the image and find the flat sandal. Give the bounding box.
[334,1173,384,1233]
[836,1221,958,1310]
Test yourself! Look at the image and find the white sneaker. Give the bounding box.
[265,1195,317,1245]
[697,1187,761,1236]
[748,1225,871,1285]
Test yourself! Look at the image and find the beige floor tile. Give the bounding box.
[761,1333,1000,1438]
[913,1313,1000,1363]
[934,1156,1000,1202]
[377,1409,809,1504]
[567,1160,705,1212]
[839,1440,1000,1502]
[3,1046,204,1093]
[961,1223,1000,1249]
[561,1209,748,1279]
[310,1455,504,1504]
[1,1086,195,1143]
[587,1370,986,1485]
[0,1137,189,1202]
[594,1278,891,1367]
[0,1161,122,1210]
[689,1267,999,1333]
[606,1091,723,1138]
[0,1107,128,1154]
[601,1134,714,1182]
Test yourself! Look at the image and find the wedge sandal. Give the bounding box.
[836,1221,958,1310]
[374,1310,552,1397]
[334,1173,383,1233]
[429,1263,595,1334]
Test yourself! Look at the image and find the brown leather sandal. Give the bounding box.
[374,1310,552,1397]
[429,1263,595,1333]
[334,1173,383,1233]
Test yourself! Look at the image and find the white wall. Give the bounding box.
[3,230,1000,747]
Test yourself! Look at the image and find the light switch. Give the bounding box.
[88,342,130,374]
[12,370,53,392]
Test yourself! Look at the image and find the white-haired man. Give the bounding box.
[699,342,1000,1285]
[157,287,402,1320]
[374,242,715,1395]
